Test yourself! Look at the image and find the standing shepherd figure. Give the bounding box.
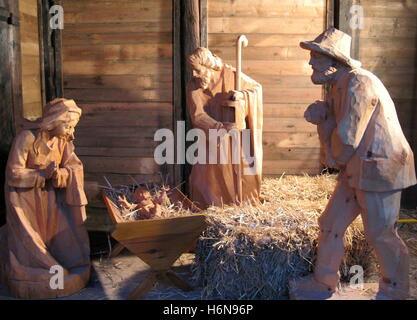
[294,28,416,299]
[186,47,263,209]
[0,98,90,299]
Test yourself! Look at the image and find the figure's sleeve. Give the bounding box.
[331,73,377,165]
[187,85,224,134]
[6,131,45,188]
[57,141,88,206]
[241,72,261,92]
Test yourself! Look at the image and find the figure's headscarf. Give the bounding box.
[23,98,82,130]
[22,98,82,163]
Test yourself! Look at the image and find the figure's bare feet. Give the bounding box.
[289,274,336,300]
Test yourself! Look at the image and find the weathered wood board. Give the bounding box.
[61,0,174,214]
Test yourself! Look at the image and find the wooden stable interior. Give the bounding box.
[0,0,416,230]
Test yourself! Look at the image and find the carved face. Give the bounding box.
[49,114,79,141]
[309,51,337,84]
[192,64,214,89]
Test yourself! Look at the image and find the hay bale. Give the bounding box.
[192,174,377,300]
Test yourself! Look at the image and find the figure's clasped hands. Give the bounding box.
[41,161,58,180]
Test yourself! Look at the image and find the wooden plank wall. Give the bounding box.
[340,0,417,205]
[61,0,173,210]
[19,0,43,120]
[347,0,417,140]
[207,0,326,175]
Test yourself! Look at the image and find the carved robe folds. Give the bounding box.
[330,68,417,191]
[0,129,90,299]
[187,65,263,208]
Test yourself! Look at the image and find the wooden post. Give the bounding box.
[41,0,63,102]
[320,0,337,171]
[0,0,22,225]
[52,0,63,98]
[0,1,13,225]
[172,0,183,188]
[199,0,207,48]
[0,0,16,153]
[182,0,200,100]
[324,0,336,100]
[8,0,23,135]
[173,0,207,192]
[180,0,200,195]
[338,0,360,60]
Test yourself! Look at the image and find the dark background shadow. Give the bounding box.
[0,149,7,227]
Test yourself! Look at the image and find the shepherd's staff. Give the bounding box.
[234,35,248,203]
[236,35,248,92]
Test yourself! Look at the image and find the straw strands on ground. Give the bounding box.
[192,174,377,300]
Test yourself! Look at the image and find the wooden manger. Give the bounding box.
[102,188,207,300]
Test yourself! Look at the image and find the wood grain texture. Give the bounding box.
[62,0,173,196]
[172,0,183,187]
[19,0,42,120]
[112,214,206,270]
[0,0,15,152]
[102,191,205,298]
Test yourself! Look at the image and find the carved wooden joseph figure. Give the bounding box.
[0,98,90,299]
[187,47,263,209]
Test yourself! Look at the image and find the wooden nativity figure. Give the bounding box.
[187,46,263,209]
[291,27,417,300]
[0,98,91,299]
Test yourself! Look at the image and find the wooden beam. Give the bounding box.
[199,0,207,47]
[37,0,46,107]
[338,0,351,34]
[52,0,64,98]
[324,0,336,107]
[182,0,200,80]
[0,0,22,225]
[9,0,23,134]
[338,0,361,64]
[172,0,182,188]
[52,0,63,98]
[326,0,335,29]
[180,0,200,194]
[0,0,16,153]
[41,0,63,102]
[41,0,53,102]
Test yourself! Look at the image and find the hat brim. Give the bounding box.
[300,41,361,69]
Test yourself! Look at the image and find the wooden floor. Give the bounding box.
[0,253,202,300]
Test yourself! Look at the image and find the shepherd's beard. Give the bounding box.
[311,66,338,84]
[198,74,212,89]
[200,78,210,89]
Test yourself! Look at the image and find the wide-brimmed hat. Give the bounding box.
[300,27,361,69]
